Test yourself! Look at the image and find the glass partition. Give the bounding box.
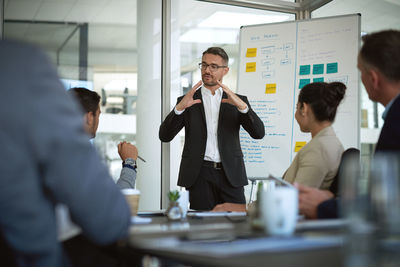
[167,0,295,202]
[312,0,400,165]
[3,1,163,210]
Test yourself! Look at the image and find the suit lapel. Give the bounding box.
[193,88,206,126]
[218,91,228,126]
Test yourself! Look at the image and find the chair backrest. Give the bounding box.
[329,148,360,196]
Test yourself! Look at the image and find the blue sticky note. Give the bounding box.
[327,63,338,74]
[299,79,310,89]
[313,64,324,75]
[313,77,324,82]
[299,65,311,75]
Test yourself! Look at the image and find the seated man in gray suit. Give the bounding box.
[0,40,131,266]
[68,87,138,189]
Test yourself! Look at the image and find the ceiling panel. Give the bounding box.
[95,1,136,24]
[64,3,104,22]
[5,0,42,20]
[35,2,74,21]
[5,0,136,24]
[313,0,400,33]
[4,0,400,71]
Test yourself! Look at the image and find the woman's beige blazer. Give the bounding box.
[283,126,344,189]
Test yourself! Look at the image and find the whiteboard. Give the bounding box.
[237,14,360,179]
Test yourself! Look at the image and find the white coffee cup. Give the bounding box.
[121,188,140,216]
[260,186,298,236]
[177,191,189,218]
[263,179,276,192]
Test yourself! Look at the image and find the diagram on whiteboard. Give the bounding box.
[237,15,360,178]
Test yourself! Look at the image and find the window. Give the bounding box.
[167,0,294,202]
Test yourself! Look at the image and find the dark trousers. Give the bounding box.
[187,162,246,210]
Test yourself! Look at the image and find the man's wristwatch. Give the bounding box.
[122,158,137,171]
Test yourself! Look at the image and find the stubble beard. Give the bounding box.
[203,81,217,87]
[202,74,218,88]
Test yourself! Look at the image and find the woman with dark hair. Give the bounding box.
[283,82,347,189]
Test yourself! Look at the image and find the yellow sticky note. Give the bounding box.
[246,48,257,58]
[246,62,256,72]
[294,141,307,152]
[265,83,276,94]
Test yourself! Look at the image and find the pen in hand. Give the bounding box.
[118,141,146,162]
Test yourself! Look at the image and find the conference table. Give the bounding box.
[127,212,346,267]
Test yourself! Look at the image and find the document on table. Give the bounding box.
[187,211,247,217]
[131,216,152,224]
[130,222,233,234]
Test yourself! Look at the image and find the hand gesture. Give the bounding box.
[118,141,138,161]
[211,203,246,212]
[217,81,247,110]
[175,80,202,111]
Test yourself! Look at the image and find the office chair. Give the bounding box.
[329,147,360,196]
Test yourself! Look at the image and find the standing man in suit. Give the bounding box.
[159,47,265,210]
[297,29,400,219]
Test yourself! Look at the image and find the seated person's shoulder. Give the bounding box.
[312,135,343,157]
[1,40,43,56]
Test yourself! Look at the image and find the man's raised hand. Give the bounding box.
[175,80,202,111]
[217,81,247,110]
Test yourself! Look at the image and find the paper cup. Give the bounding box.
[121,189,140,216]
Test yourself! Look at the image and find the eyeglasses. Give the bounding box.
[198,63,227,72]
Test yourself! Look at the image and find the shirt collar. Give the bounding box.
[201,86,222,97]
[382,94,400,120]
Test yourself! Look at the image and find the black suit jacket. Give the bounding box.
[159,89,265,188]
[375,94,400,152]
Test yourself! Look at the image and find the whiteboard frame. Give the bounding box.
[237,14,361,180]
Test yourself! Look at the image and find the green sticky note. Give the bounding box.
[313,77,324,82]
[299,65,311,75]
[327,63,338,74]
[313,64,324,75]
[299,79,310,89]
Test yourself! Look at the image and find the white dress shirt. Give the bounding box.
[174,86,249,163]
[202,86,223,162]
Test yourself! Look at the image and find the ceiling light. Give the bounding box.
[198,11,290,29]
[180,28,238,44]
